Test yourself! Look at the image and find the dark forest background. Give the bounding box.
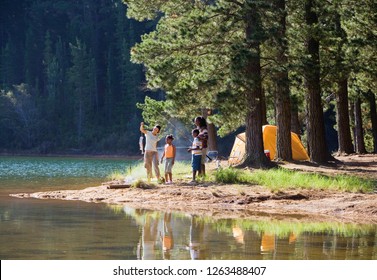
[0,0,165,155]
[0,0,376,158]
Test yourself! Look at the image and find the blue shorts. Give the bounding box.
[192,154,202,172]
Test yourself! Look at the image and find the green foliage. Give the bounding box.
[0,85,43,149]
[136,96,168,130]
[127,0,252,136]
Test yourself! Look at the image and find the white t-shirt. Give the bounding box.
[145,131,159,152]
[191,137,202,155]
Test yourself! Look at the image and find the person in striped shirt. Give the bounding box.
[187,129,202,183]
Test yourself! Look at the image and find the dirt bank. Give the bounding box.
[11,154,377,224]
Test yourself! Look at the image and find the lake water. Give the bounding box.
[0,156,376,260]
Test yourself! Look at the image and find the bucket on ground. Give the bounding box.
[264,149,270,160]
[206,151,218,162]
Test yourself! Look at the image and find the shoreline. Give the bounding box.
[11,183,377,224]
[10,154,377,224]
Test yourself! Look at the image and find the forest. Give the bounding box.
[0,0,376,164]
[0,0,157,155]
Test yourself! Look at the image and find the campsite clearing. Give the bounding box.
[11,154,377,224]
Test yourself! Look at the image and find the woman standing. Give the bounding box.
[140,122,162,182]
[194,116,209,176]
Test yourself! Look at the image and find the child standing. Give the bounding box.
[187,129,202,183]
[160,135,176,184]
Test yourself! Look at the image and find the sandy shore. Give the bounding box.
[11,154,377,224]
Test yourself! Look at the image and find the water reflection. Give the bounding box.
[119,206,377,260]
[1,199,376,260]
[189,215,207,260]
[162,213,174,260]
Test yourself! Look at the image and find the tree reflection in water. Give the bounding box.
[121,206,377,260]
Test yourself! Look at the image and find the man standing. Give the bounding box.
[140,122,161,182]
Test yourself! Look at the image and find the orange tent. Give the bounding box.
[228,125,309,165]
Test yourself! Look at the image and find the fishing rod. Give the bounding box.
[140,112,214,161]
[159,116,214,161]
[139,132,144,155]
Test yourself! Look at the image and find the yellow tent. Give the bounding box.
[228,125,309,165]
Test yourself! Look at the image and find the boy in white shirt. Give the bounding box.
[187,129,202,183]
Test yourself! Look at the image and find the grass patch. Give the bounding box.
[109,160,375,193]
[214,167,375,193]
[214,167,249,184]
[131,179,155,189]
[108,160,192,181]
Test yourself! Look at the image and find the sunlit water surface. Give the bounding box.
[0,156,376,260]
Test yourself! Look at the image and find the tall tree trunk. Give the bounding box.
[304,0,329,163]
[261,87,268,125]
[333,11,354,155]
[291,95,301,137]
[354,97,366,154]
[242,3,270,168]
[275,0,292,161]
[336,78,354,154]
[365,90,377,153]
[349,101,355,151]
[207,122,217,151]
[202,109,218,151]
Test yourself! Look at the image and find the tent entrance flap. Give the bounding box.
[228,125,309,165]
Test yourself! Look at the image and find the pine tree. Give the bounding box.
[68,39,95,147]
[241,0,270,167]
[303,0,329,163]
[1,41,18,87]
[354,97,366,154]
[364,90,377,153]
[319,1,354,155]
[343,0,377,153]
[124,0,272,167]
[273,0,292,161]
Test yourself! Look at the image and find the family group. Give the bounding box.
[140,116,209,184]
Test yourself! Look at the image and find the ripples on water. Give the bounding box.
[0,156,137,193]
[0,156,134,178]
